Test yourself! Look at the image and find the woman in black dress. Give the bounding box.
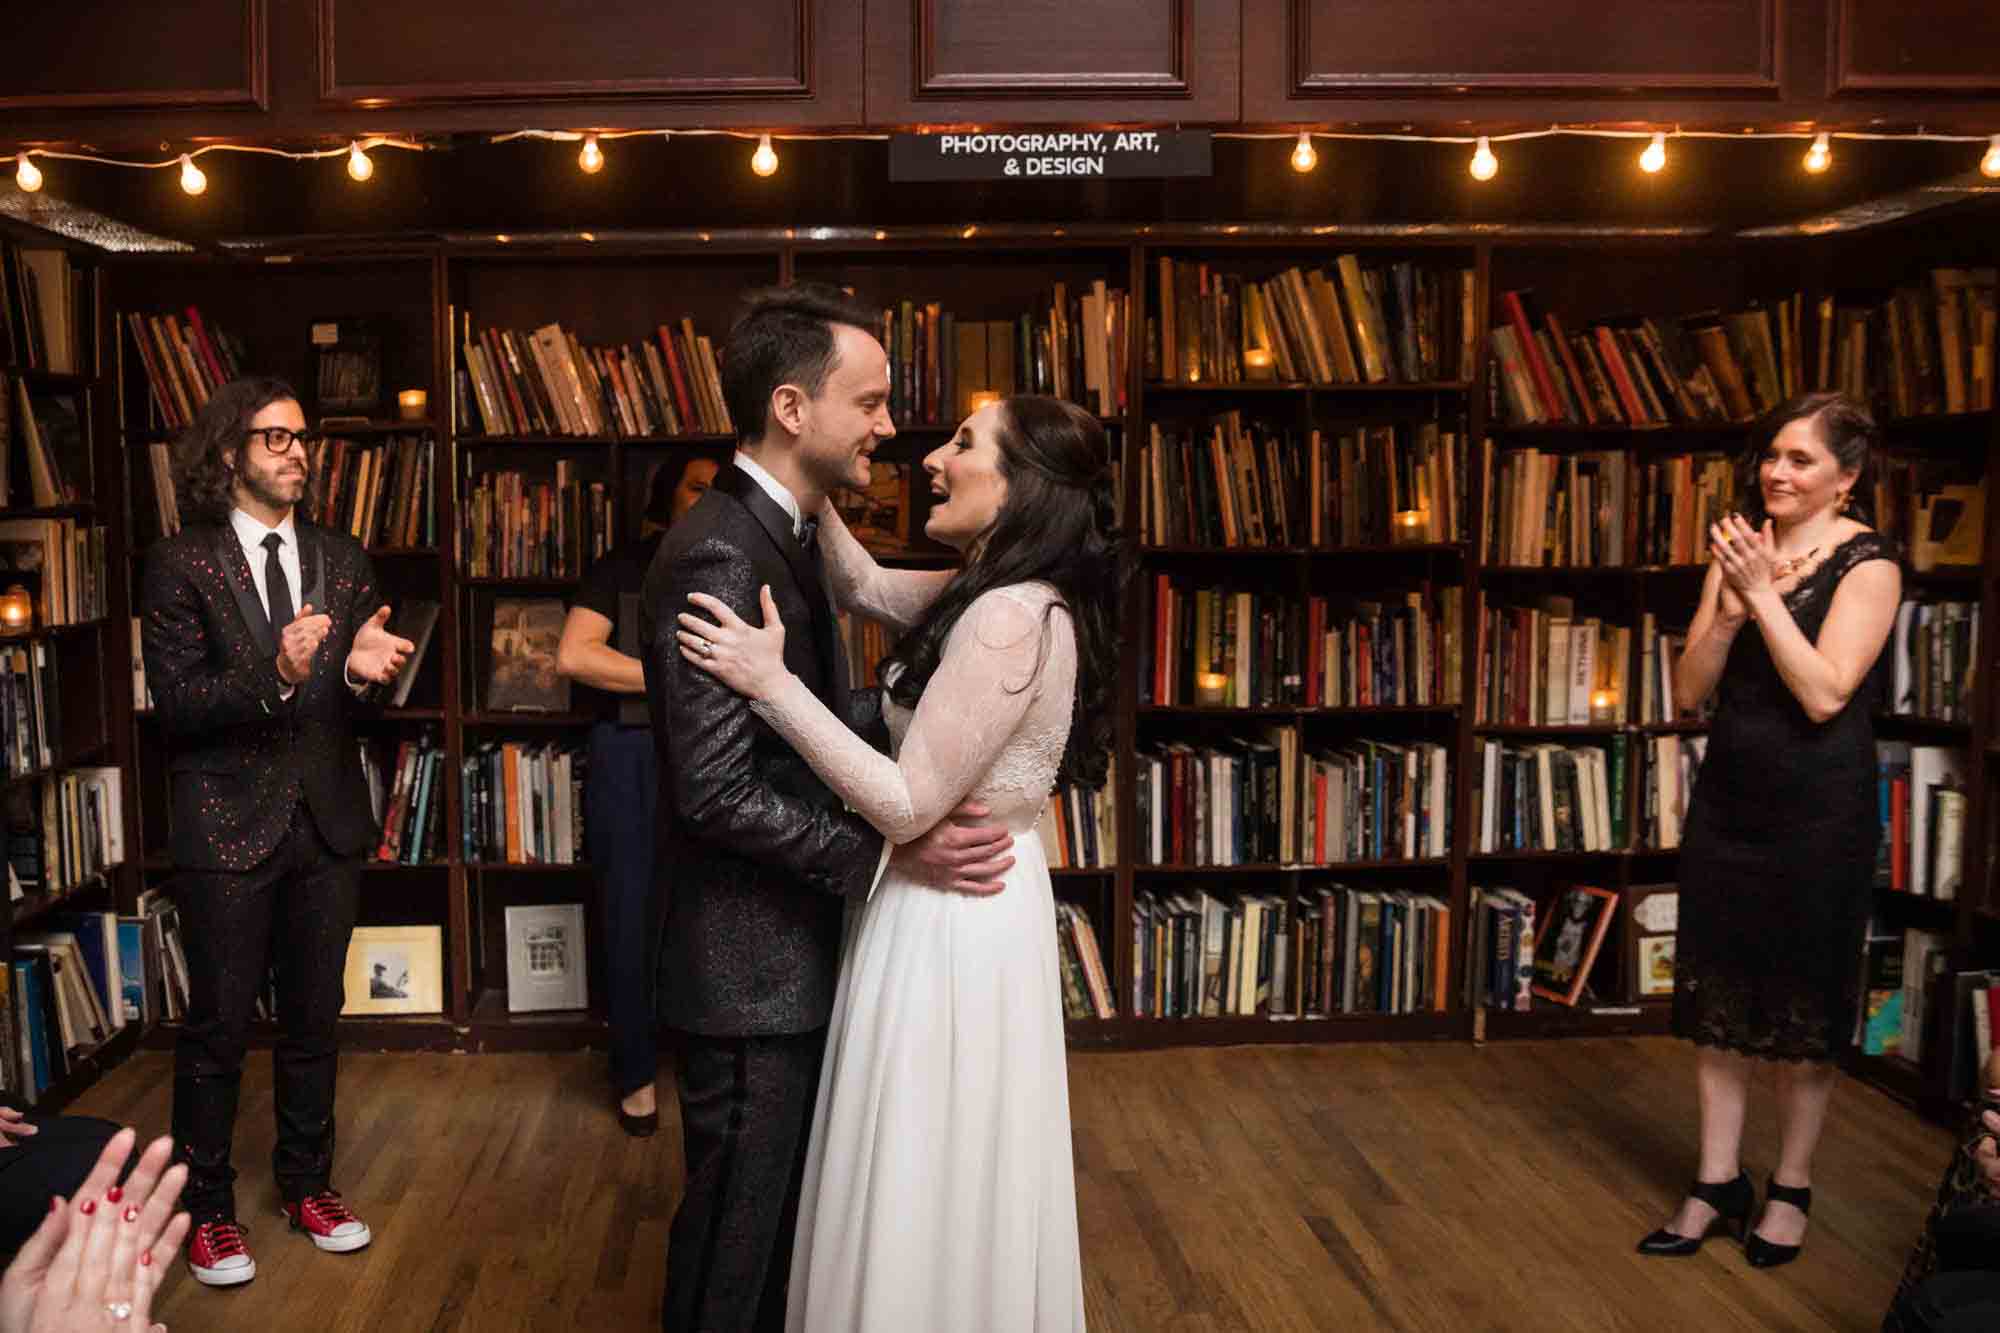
[1638,393,1903,1268]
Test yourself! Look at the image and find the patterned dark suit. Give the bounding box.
[140,519,384,1220]
[641,464,885,1331]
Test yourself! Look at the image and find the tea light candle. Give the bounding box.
[0,586,31,634]
[1243,347,1275,379]
[966,391,1001,413]
[1195,672,1228,707]
[396,388,428,421]
[1393,509,1427,543]
[1589,688,1619,724]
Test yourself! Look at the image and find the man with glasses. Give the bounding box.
[139,377,414,1288]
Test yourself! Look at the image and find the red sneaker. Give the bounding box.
[282,1190,372,1253]
[186,1219,256,1286]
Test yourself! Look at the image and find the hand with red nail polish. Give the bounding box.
[121,1208,139,1225]
[105,1187,122,1205]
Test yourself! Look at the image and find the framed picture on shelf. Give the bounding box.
[487,599,571,713]
[340,925,444,1016]
[310,319,385,416]
[1530,884,1619,1007]
[1624,882,1679,1000]
[504,903,588,1013]
[831,463,912,553]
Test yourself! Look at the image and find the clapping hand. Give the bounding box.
[345,605,414,686]
[1709,514,1778,596]
[0,1128,189,1333]
[0,1106,38,1150]
[276,604,333,685]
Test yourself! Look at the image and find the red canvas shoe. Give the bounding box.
[186,1219,256,1286]
[282,1191,372,1253]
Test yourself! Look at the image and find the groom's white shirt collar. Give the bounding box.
[733,451,806,539]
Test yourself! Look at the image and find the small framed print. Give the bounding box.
[831,463,912,553]
[505,903,587,1013]
[341,925,444,1016]
[1530,885,1619,1007]
[1625,883,1679,1000]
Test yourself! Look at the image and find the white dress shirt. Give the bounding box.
[229,507,364,695]
[733,452,807,538]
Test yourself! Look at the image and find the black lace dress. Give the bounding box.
[1673,530,1901,1063]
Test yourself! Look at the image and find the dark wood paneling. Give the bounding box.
[868,0,1239,122]
[0,0,266,113]
[318,0,815,105]
[1273,0,1779,99]
[1833,0,2000,96]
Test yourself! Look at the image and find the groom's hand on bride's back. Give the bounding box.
[893,801,1014,896]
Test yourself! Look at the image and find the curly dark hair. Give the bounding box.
[720,284,879,445]
[878,395,1128,788]
[172,376,308,526]
[1737,391,1878,526]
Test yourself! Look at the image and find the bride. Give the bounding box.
[677,392,1121,1332]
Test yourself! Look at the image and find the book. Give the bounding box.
[486,600,571,714]
[504,904,588,1013]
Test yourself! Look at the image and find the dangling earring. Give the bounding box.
[1838,490,1853,514]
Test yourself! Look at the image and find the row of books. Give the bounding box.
[1865,927,1950,1070]
[3,376,87,509]
[460,741,585,865]
[361,736,449,865]
[0,640,60,779]
[0,519,108,627]
[1037,774,1117,870]
[879,283,1130,424]
[836,611,895,690]
[1139,417,1468,549]
[7,767,124,899]
[1878,743,1965,899]
[1144,578,1462,710]
[303,434,437,551]
[1135,736,1451,867]
[1642,734,1706,850]
[458,316,732,439]
[3,242,84,376]
[1878,462,1984,572]
[1474,598,1631,727]
[1151,256,1478,387]
[1885,600,1979,724]
[461,465,614,579]
[1869,270,1997,418]
[1481,446,1632,568]
[123,308,250,433]
[1131,886,1452,1019]
[1054,903,1116,1020]
[1471,740,1627,854]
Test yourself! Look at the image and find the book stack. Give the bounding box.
[836,610,895,689]
[879,282,1130,423]
[5,377,89,508]
[1633,452,1743,567]
[1635,614,1706,726]
[462,463,613,578]
[0,640,60,778]
[1479,444,1631,566]
[1639,735,1708,850]
[1885,598,1980,723]
[1474,596,1631,725]
[1870,269,1998,418]
[458,315,731,438]
[304,434,436,549]
[0,518,107,627]
[1054,904,1115,1019]
[1038,770,1117,870]
[8,927,117,1102]
[1875,743,1968,898]
[1875,457,1985,572]
[1152,256,1477,387]
[1466,888,1539,1011]
[2,243,84,375]
[5,768,125,899]
[123,307,249,432]
[1472,740,1627,853]
[361,736,448,865]
[460,741,586,865]
[1136,734,1451,867]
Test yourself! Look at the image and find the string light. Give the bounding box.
[578,134,604,174]
[14,154,41,193]
[1640,132,1667,174]
[1290,132,1317,174]
[1469,136,1498,181]
[178,154,206,196]
[1983,136,2000,179]
[750,134,779,178]
[346,141,373,182]
[1804,132,1832,174]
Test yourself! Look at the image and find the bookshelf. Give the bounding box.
[60,208,1995,1104]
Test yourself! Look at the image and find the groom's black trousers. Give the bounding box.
[665,1027,824,1332]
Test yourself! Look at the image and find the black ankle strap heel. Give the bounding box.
[1636,1169,1754,1257]
[1745,1177,1812,1269]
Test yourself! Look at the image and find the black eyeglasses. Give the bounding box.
[244,426,319,456]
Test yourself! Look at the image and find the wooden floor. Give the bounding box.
[68,1038,1949,1332]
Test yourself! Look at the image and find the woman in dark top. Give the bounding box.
[1638,393,1902,1268]
[556,452,721,1135]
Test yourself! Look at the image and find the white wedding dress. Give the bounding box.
[752,509,1086,1332]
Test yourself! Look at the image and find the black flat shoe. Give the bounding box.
[1637,1169,1754,1257]
[615,1098,658,1139]
[1745,1177,1812,1269]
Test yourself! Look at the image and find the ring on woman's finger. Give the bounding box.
[699,639,713,656]
[104,1302,132,1321]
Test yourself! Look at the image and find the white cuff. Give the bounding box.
[865,839,894,903]
[343,659,368,695]
[278,683,295,702]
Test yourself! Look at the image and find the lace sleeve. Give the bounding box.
[750,587,1059,843]
[817,501,955,633]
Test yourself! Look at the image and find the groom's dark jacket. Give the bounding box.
[641,464,887,1036]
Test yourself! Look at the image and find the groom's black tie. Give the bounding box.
[797,515,820,556]
[263,531,294,636]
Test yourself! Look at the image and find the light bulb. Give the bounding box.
[1640,132,1667,174]
[1290,132,1317,174]
[751,134,779,178]
[578,134,604,174]
[346,141,373,181]
[1982,136,2000,179]
[14,154,41,193]
[179,153,206,196]
[1469,136,1498,181]
[1803,132,1831,174]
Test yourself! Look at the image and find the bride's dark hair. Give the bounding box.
[879,395,1127,788]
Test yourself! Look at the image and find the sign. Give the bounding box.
[889,131,1212,182]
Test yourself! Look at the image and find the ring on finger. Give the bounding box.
[104,1302,132,1321]
[699,639,713,656]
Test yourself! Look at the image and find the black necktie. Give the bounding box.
[262,531,294,635]
[797,515,820,556]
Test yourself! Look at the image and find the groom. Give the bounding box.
[641,285,1012,1331]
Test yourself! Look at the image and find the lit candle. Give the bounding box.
[1243,346,1275,380]
[1393,509,1428,543]
[1590,688,1619,724]
[396,388,428,421]
[0,586,31,633]
[1195,672,1228,707]
[966,391,1001,414]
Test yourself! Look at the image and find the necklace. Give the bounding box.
[1771,546,1820,580]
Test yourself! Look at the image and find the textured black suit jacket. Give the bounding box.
[140,519,383,872]
[641,464,887,1037]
